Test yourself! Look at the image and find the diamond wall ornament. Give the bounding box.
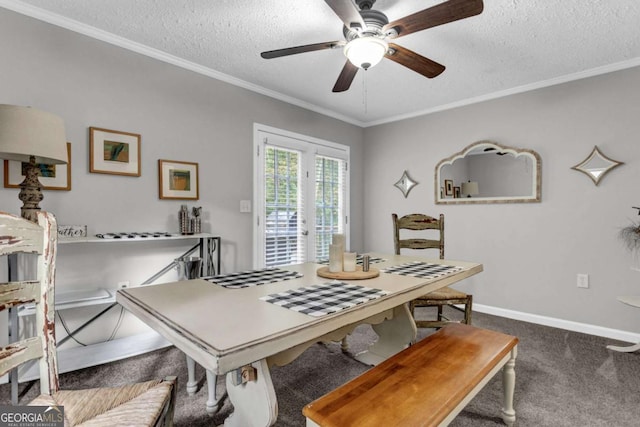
[394,170,418,198]
[571,146,624,186]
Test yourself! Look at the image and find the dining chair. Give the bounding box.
[392,213,473,328]
[0,211,177,426]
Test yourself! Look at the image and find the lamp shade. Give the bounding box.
[344,37,388,70]
[461,181,479,196]
[0,104,67,164]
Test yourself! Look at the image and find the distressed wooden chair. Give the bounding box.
[392,213,473,328]
[0,211,177,426]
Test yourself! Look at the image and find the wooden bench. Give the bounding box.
[303,323,518,427]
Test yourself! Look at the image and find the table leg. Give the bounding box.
[354,304,417,366]
[206,369,225,414]
[223,359,277,427]
[606,342,640,353]
[186,355,198,395]
[340,336,349,353]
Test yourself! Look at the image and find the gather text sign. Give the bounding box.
[57,225,87,238]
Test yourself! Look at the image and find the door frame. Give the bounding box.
[253,123,350,268]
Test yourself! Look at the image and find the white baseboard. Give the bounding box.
[0,331,171,384]
[474,303,640,344]
[4,306,638,386]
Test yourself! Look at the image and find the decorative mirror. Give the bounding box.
[394,170,418,198]
[571,146,623,186]
[435,141,541,204]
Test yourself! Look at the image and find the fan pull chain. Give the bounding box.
[362,71,368,115]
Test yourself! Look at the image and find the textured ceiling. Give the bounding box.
[4,0,640,126]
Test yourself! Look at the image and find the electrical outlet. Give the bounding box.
[577,274,589,289]
[118,281,130,289]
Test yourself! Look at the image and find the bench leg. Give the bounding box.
[501,346,517,426]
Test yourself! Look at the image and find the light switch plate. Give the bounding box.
[240,200,251,213]
[577,273,589,289]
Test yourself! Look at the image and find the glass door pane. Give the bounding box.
[315,155,346,260]
[263,146,306,266]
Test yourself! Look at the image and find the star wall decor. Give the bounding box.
[394,170,418,198]
[571,146,623,186]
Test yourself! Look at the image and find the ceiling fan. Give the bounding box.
[260,0,484,92]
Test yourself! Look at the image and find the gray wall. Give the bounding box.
[2,7,640,343]
[0,9,365,269]
[0,9,364,344]
[363,66,640,335]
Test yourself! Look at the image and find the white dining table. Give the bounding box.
[116,253,482,427]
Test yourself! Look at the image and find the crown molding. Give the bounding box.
[363,57,640,127]
[0,0,366,127]
[3,0,639,129]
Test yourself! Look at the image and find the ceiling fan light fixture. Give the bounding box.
[343,37,388,70]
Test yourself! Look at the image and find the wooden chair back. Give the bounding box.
[392,213,445,259]
[0,211,59,395]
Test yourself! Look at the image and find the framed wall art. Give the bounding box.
[444,179,453,196]
[4,142,72,190]
[90,127,141,176]
[158,159,199,200]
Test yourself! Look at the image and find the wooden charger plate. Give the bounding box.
[316,266,380,280]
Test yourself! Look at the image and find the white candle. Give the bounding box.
[329,244,343,272]
[343,252,357,272]
[332,233,345,249]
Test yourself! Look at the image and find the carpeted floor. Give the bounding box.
[2,310,639,426]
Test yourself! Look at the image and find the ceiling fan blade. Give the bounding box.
[325,0,366,30]
[383,0,483,38]
[385,43,446,78]
[261,41,343,59]
[332,60,359,92]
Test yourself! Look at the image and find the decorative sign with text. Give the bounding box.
[57,225,87,238]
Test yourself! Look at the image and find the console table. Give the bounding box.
[606,296,640,353]
[7,232,221,403]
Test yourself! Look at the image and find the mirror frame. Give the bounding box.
[394,170,419,198]
[570,145,623,186]
[435,140,542,205]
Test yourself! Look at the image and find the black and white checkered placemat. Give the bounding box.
[96,232,174,239]
[204,268,303,289]
[260,282,389,317]
[316,254,386,265]
[382,261,463,279]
